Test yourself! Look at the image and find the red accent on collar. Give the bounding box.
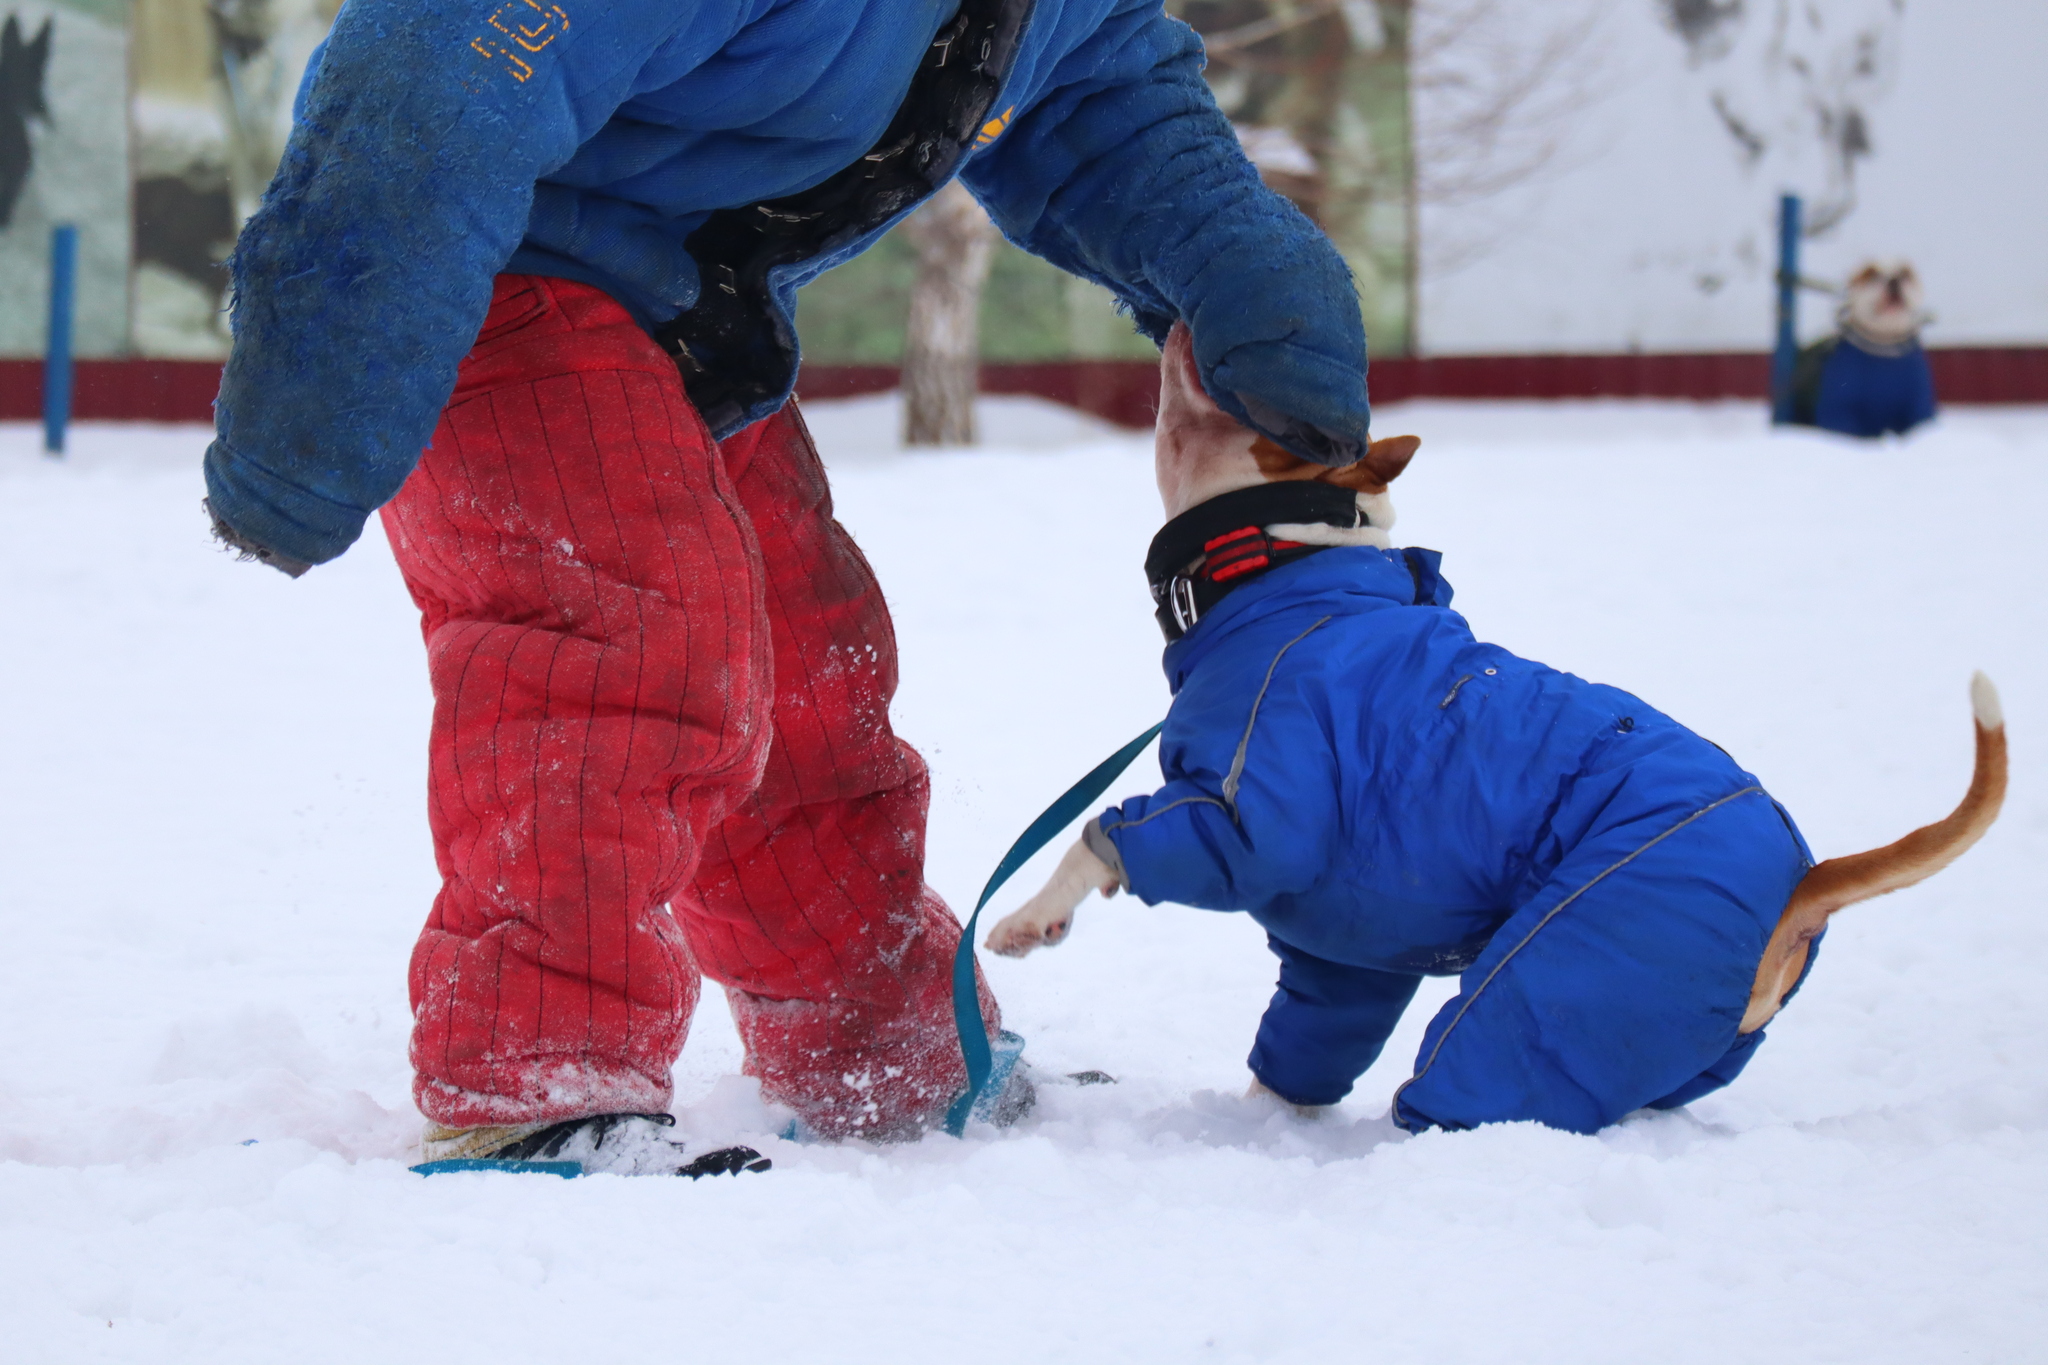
[1199,526,1307,584]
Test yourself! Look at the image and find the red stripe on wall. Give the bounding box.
[4,348,2045,428]
[0,359,231,423]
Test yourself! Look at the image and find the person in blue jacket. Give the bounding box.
[200,0,1376,1162]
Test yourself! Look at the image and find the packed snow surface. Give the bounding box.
[2,398,2044,1362]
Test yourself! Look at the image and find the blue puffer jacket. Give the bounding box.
[1094,546,1815,1131]
[204,0,1368,568]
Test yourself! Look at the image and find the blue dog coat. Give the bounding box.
[203,0,1369,569]
[1792,332,1938,438]
[1094,546,1817,1134]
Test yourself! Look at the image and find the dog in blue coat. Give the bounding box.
[988,325,2008,1135]
[1790,260,1938,439]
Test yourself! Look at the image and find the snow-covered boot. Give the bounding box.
[969,1028,1037,1129]
[419,1121,548,1164]
[417,1113,771,1177]
[984,1057,1037,1128]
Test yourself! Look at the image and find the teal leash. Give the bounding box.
[944,722,1165,1136]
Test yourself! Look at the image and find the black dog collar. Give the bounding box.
[1145,482,1362,643]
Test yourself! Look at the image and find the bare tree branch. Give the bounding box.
[1202,0,1341,56]
[1411,0,1614,272]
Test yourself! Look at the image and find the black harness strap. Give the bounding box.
[656,0,1033,436]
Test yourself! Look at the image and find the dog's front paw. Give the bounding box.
[985,902,1073,957]
[984,837,1118,959]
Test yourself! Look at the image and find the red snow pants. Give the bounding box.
[382,274,994,1139]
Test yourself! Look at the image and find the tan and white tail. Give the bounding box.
[1741,673,2009,1034]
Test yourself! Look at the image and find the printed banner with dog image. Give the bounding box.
[0,0,128,359]
[130,0,336,358]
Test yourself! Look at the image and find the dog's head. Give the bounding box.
[1840,259,1926,346]
[1155,323,1419,528]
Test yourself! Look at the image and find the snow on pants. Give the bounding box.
[382,274,996,1139]
[1384,787,1813,1135]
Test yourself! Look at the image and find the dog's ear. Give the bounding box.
[2,18,52,109]
[1363,434,1420,485]
[1311,434,1420,493]
[20,16,49,65]
[1250,435,1312,479]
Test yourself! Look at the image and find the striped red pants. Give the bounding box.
[382,275,994,1139]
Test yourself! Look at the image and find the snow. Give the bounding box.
[3,396,2045,1362]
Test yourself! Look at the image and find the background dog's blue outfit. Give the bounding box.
[203,0,1369,568]
[1094,547,1816,1133]
[1812,335,1938,438]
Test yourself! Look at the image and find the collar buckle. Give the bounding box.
[1167,573,1202,638]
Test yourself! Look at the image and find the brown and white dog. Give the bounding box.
[990,322,2005,1087]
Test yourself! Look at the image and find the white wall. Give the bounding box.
[1415,0,2048,354]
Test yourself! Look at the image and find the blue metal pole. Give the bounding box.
[1769,194,1801,425]
[43,223,78,456]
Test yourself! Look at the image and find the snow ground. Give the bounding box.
[2,397,2044,1362]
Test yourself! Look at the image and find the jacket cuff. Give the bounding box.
[204,498,312,578]
[203,436,370,568]
[1083,817,1129,892]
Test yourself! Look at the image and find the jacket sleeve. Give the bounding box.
[960,2,1369,466]
[1093,679,1343,910]
[202,0,697,568]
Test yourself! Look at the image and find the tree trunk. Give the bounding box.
[900,181,996,446]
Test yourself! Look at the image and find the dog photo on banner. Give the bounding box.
[129,0,335,357]
[0,0,127,360]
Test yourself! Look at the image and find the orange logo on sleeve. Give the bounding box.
[973,106,1014,147]
[471,0,570,83]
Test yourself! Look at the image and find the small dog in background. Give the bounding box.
[1790,258,1938,438]
[988,323,2004,1135]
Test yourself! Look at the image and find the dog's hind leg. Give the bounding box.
[1394,789,1805,1134]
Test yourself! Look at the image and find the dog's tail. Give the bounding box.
[1740,672,2008,1034]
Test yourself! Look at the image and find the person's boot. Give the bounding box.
[419,1113,771,1177]
[984,1060,1037,1128]
[976,1029,1037,1127]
